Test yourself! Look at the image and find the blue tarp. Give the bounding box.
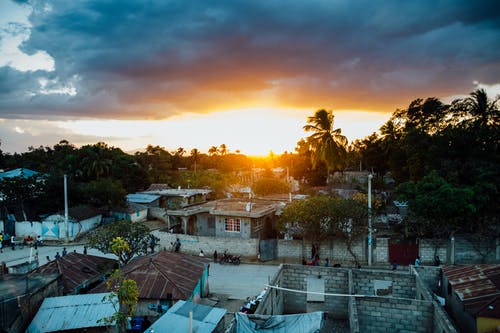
[235,311,323,333]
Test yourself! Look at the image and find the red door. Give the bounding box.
[388,240,419,265]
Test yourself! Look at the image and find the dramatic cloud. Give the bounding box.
[0,0,498,120]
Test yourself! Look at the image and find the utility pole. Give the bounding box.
[368,173,373,266]
[64,174,69,243]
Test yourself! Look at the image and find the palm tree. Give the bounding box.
[218,144,228,156]
[303,109,348,180]
[465,88,499,126]
[208,146,218,156]
[190,148,199,175]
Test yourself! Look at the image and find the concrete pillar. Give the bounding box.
[181,216,188,235]
[496,237,500,261]
[450,236,455,265]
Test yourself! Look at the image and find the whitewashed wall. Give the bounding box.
[15,215,101,241]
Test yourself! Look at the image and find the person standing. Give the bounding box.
[434,255,441,266]
[199,249,205,257]
[213,250,218,262]
[62,247,67,256]
[0,232,3,253]
[10,235,15,250]
[414,256,421,267]
[391,260,398,270]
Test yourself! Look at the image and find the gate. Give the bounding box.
[388,239,419,265]
[259,239,277,261]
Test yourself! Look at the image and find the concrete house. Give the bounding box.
[166,198,281,239]
[142,185,212,210]
[111,202,148,223]
[441,264,500,333]
[252,264,459,333]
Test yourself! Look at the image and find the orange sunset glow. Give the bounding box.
[1,1,499,155]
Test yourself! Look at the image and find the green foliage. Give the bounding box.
[87,220,150,266]
[253,177,290,196]
[398,171,476,237]
[279,195,367,241]
[100,269,138,333]
[79,178,127,208]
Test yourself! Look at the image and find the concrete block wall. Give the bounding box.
[356,297,433,333]
[352,270,416,299]
[419,239,448,264]
[414,268,459,333]
[255,267,284,316]
[454,235,498,263]
[374,237,388,263]
[278,239,366,265]
[279,264,349,317]
[153,231,259,258]
[414,266,441,295]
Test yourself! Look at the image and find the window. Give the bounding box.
[225,218,241,232]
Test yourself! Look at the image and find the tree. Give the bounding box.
[79,178,127,208]
[100,238,138,332]
[279,195,368,264]
[303,109,348,180]
[463,88,500,127]
[100,270,138,333]
[253,178,290,196]
[87,220,151,266]
[397,171,476,238]
[329,198,367,266]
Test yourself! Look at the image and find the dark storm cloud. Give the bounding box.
[1,0,499,118]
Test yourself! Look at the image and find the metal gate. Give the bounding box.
[388,239,419,265]
[259,239,277,261]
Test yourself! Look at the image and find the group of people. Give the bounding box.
[391,255,441,270]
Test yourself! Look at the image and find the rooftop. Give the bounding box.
[167,198,281,218]
[0,168,39,180]
[26,293,116,333]
[127,193,161,204]
[29,252,117,294]
[142,187,212,198]
[93,250,208,300]
[145,300,227,333]
[443,264,500,317]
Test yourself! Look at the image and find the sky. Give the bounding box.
[0,0,499,156]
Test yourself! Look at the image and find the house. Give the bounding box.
[144,300,227,333]
[141,186,212,210]
[26,293,118,333]
[251,264,458,333]
[92,250,209,320]
[111,202,148,223]
[166,198,280,239]
[441,264,500,333]
[0,273,61,333]
[29,252,117,295]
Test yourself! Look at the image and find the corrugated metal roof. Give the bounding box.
[127,193,161,204]
[142,188,212,197]
[26,293,117,333]
[145,300,226,333]
[0,168,39,179]
[92,250,208,301]
[29,252,117,294]
[442,264,500,317]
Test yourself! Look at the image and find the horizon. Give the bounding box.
[1,1,499,155]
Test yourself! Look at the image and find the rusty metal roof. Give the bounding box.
[29,252,117,294]
[120,250,208,301]
[442,264,500,317]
